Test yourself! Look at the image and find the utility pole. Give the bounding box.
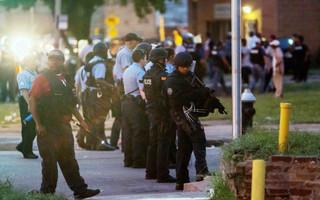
[30,6,34,30]
[231,0,242,139]
[54,0,61,49]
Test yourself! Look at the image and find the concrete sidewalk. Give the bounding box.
[0,119,233,150]
[1,119,320,151]
[0,147,220,199]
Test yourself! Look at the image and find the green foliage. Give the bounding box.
[0,179,67,200]
[202,81,320,124]
[42,0,104,40]
[221,128,320,163]
[208,172,235,200]
[0,0,178,39]
[0,0,37,10]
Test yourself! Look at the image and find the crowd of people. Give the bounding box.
[203,31,311,98]
[14,32,229,199]
[240,32,310,98]
[10,29,312,199]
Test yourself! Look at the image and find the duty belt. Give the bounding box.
[125,95,141,101]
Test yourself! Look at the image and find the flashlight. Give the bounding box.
[23,114,33,125]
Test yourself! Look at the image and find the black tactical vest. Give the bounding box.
[84,59,113,96]
[250,47,265,67]
[210,48,224,68]
[143,63,168,110]
[37,69,77,126]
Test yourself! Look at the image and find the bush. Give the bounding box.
[221,128,320,163]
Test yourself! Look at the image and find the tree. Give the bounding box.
[42,0,104,40]
[0,0,37,10]
[1,0,179,39]
[0,0,179,54]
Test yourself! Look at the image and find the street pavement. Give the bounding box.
[0,120,225,199]
[1,119,319,199]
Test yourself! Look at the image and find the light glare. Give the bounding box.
[243,6,252,14]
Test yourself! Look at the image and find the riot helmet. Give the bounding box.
[135,42,152,59]
[173,52,193,67]
[93,42,108,58]
[149,48,168,63]
[182,32,194,40]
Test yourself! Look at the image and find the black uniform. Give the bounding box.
[144,63,175,181]
[292,44,309,82]
[184,43,205,82]
[164,70,209,185]
[84,58,113,150]
[32,69,88,195]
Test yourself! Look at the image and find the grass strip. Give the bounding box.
[221,128,320,163]
[0,179,67,200]
[207,172,235,200]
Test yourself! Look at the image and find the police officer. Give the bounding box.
[122,49,149,168]
[164,47,177,167]
[209,41,231,95]
[16,55,38,159]
[175,33,206,81]
[113,32,142,85]
[144,48,176,182]
[74,52,94,149]
[175,33,195,54]
[138,42,153,72]
[113,33,142,151]
[164,52,209,190]
[84,42,114,150]
[29,50,100,198]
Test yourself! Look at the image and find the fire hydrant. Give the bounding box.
[241,89,256,134]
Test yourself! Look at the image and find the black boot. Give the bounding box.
[157,175,177,183]
[74,189,100,199]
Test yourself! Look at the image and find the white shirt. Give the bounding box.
[113,45,133,80]
[272,47,284,74]
[241,46,252,68]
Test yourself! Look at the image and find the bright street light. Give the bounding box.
[243,6,252,14]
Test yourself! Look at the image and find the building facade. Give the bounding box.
[188,0,320,58]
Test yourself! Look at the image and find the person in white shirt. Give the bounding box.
[270,40,284,98]
[241,39,252,86]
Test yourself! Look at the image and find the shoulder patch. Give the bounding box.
[167,88,173,95]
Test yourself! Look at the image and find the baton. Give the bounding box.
[76,123,115,151]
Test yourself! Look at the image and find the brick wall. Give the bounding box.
[277,0,320,59]
[222,155,320,199]
[189,0,320,59]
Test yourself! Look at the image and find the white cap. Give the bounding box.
[241,89,256,102]
[270,40,280,46]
